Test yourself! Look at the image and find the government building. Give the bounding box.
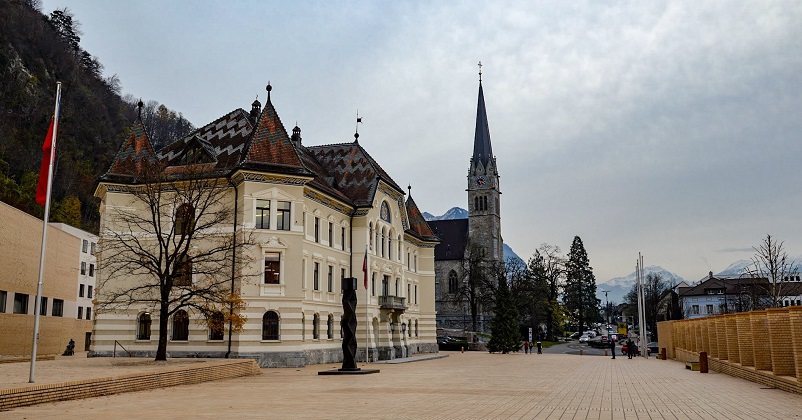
[91,84,439,367]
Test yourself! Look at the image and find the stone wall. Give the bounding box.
[658,306,802,394]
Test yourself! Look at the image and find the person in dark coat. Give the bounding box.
[610,338,616,359]
[626,339,634,359]
[536,341,542,354]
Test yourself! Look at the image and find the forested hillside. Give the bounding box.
[0,0,193,232]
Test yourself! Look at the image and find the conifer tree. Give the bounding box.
[563,236,600,334]
[488,269,521,354]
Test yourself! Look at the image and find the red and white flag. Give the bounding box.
[35,118,55,206]
[362,246,369,290]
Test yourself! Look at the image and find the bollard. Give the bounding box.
[699,351,708,373]
[579,349,583,356]
[604,350,608,356]
[660,348,666,360]
[461,346,464,353]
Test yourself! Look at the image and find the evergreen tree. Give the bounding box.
[488,269,520,354]
[564,236,600,334]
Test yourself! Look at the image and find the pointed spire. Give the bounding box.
[407,184,412,197]
[136,98,144,121]
[266,81,272,103]
[472,64,493,168]
[250,95,261,123]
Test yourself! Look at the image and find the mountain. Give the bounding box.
[423,206,523,264]
[715,260,752,277]
[597,265,686,304]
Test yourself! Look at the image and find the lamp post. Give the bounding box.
[601,290,610,337]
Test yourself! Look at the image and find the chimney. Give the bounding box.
[709,271,713,280]
[250,98,261,123]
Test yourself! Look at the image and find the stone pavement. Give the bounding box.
[2,351,801,419]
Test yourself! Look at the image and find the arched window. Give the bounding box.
[208,311,224,340]
[415,319,419,337]
[313,313,320,339]
[327,314,334,339]
[173,253,192,286]
[175,203,195,236]
[448,270,458,294]
[483,196,488,211]
[369,222,374,251]
[172,309,189,341]
[408,321,412,338]
[388,229,394,260]
[136,312,152,340]
[381,228,386,258]
[474,196,479,211]
[262,311,280,340]
[397,236,402,261]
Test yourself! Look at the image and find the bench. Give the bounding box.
[685,361,699,371]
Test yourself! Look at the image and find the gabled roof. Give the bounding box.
[102,121,157,182]
[307,141,404,207]
[405,194,438,242]
[428,218,469,261]
[679,276,769,297]
[158,108,253,170]
[472,83,493,167]
[295,145,353,205]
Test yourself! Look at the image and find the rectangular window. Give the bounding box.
[264,252,280,284]
[13,293,29,314]
[90,242,96,255]
[255,199,271,229]
[39,297,48,316]
[371,274,376,297]
[706,304,713,314]
[79,284,85,297]
[407,284,411,299]
[341,227,346,250]
[276,201,291,230]
[415,285,418,304]
[86,307,92,320]
[314,217,320,242]
[78,306,83,319]
[382,275,389,296]
[302,212,306,235]
[89,264,95,277]
[82,239,88,253]
[313,262,320,290]
[691,305,700,315]
[0,290,6,313]
[328,223,333,247]
[341,268,346,285]
[52,299,64,317]
[81,261,86,275]
[327,265,333,292]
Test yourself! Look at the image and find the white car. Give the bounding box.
[586,331,596,338]
[579,334,590,343]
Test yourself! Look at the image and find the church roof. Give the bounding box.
[405,194,438,242]
[472,82,494,167]
[428,218,469,261]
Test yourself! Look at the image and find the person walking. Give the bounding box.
[610,337,616,359]
[626,339,634,359]
[524,341,529,354]
[536,341,542,354]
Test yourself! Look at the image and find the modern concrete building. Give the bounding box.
[91,84,439,367]
[0,202,96,356]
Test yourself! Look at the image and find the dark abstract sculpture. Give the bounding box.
[340,277,359,370]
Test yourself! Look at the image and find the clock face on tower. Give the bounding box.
[474,176,486,187]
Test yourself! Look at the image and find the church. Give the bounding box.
[91,83,440,367]
[429,67,503,333]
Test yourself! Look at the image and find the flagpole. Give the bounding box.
[365,246,370,363]
[30,81,62,383]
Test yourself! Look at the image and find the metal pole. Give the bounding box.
[638,253,648,357]
[30,82,62,383]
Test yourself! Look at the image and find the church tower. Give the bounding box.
[467,63,502,263]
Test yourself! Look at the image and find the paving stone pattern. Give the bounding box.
[2,352,801,419]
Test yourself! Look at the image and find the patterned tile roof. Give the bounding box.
[241,99,310,176]
[295,145,353,205]
[101,121,157,181]
[307,141,404,207]
[405,195,438,242]
[159,108,253,169]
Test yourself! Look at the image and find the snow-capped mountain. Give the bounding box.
[715,259,752,277]
[423,206,523,264]
[422,207,468,221]
[597,265,686,304]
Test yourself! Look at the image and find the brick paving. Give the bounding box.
[2,351,801,419]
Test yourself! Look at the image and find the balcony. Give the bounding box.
[379,295,406,312]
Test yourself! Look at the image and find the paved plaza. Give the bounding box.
[2,351,801,419]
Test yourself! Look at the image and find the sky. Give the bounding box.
[40,0,802,283]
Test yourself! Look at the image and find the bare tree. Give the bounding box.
[97,163,253,360]
[453,242,496,332]
[745,234,797,308]
[523,243,565,340]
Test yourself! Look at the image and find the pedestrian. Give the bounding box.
[626,339,634,359]
[524,340,529,354]
[536,341,542,354]
[610,337,616,359]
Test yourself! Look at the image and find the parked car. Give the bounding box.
[586,331,596,338]
[621,342,638,355]
[646,342,659,355]
[601,336,609,343]
[579,334,590,343]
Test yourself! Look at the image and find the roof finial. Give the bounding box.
[478,61,482,84]
[266,81,272,102]
[407,184,412,197]
[354,110,362,143]
[136,98,144,121]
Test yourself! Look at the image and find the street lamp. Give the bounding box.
[600,290,610,337]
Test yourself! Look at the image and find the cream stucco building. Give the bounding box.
[91,85,439,367]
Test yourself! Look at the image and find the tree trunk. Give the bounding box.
[155,301,169,361]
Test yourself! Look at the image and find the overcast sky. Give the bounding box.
[40,0,802,284]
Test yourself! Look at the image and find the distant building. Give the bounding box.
[0,202,96,356]
[678,271,802,319]
[429,72,503,333]
[92,85,439,366]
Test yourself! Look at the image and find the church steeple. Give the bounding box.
[472,62,493,168]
